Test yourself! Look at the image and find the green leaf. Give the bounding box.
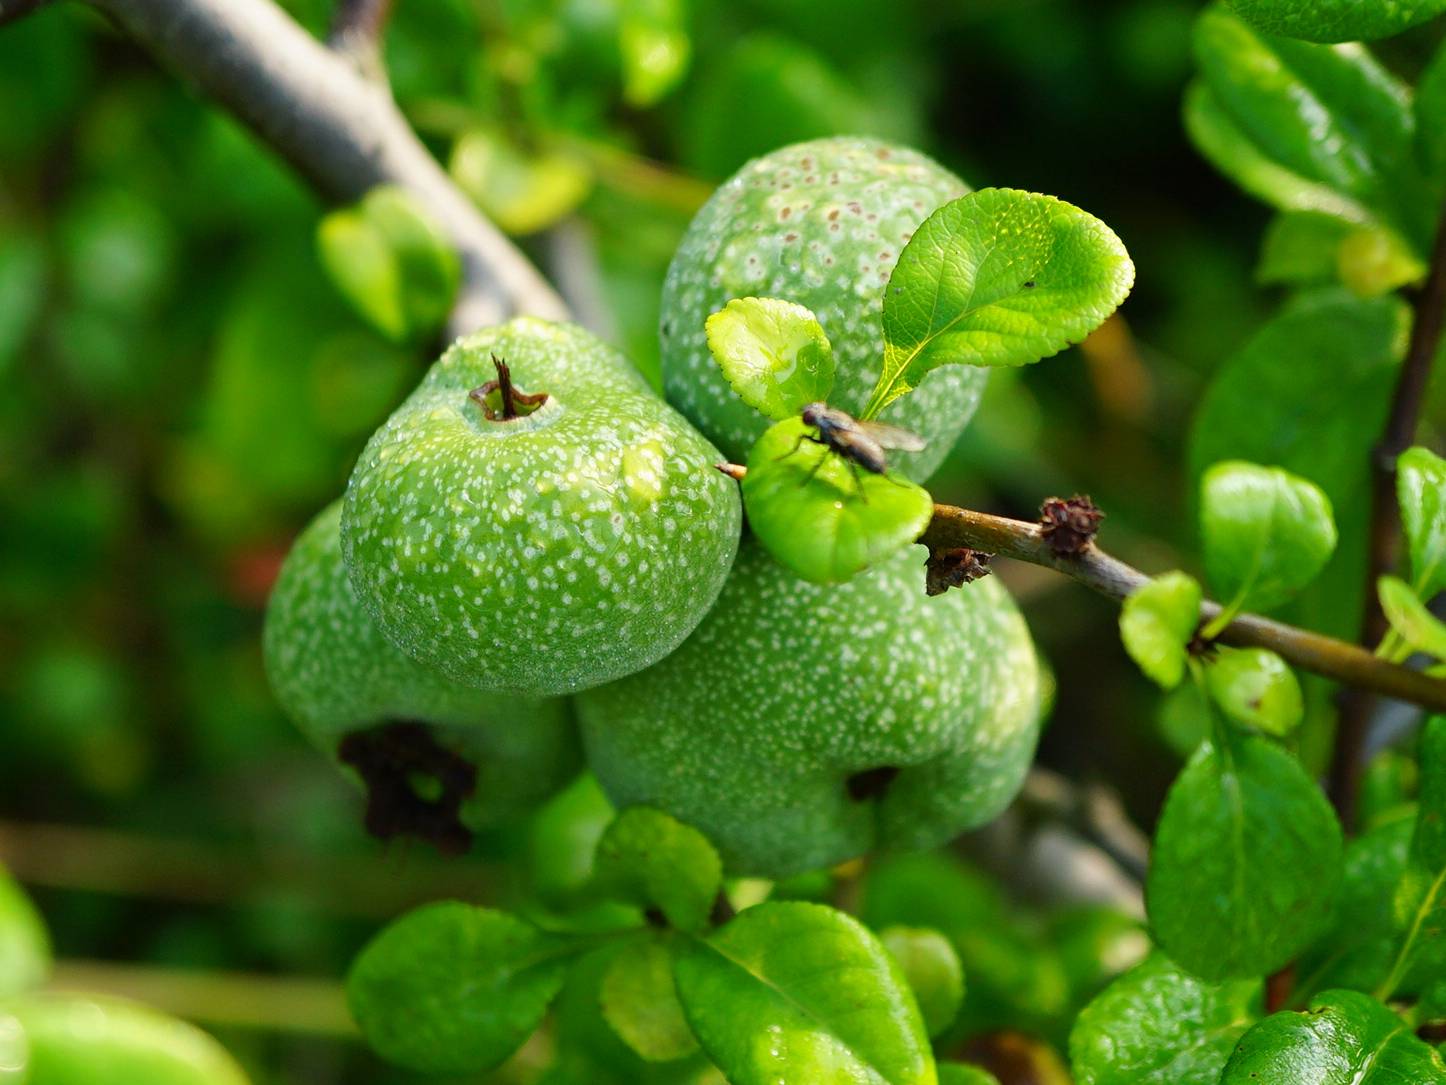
[347,902,569,1074]
[1069,952,1260,1085]
[672,901,935,1085]
[704,297,836,422]
[863,188,1133,418]
[1379,575,1446,661]
[1419,43,1446,186]
[1336,226,1427,298]
[600,934,698,1062]
[1146,735,1344,980]
[317,210,404,340]
[938,1065,1002,1085]
[1200,460,1337,617]
[1222,989,1446,1083]
[450,129,593,236]
[741,416,934,585]
[1119,571,1203,689]
[619,0,690,107]
[1227,0,1446,42]
[593,807,723,934]
[0,870,48,998]
[1399,447,1446,600]
[1191,7,1434,250]
[1256,211,1354,285]
[1204,647,1304,736]
[880,926,965,1037]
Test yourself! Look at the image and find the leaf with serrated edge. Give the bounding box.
[705,297,835,422]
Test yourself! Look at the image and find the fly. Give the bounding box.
[781,402,926,496]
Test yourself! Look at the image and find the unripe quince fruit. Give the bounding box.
[342,318,742,696]
[660,136,987,480]
[578,541,1042,877]
[264,501,578,850]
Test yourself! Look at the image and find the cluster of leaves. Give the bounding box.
[705,188,1133,584]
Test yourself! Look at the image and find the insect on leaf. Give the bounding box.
[705,297,836,422]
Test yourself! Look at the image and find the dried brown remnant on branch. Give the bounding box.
[925,546,992,596]
[1039,495,1104,556]
[337,721,478,855]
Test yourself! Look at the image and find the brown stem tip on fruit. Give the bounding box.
[1039,495,1104,556]
[470,354,548,421]
[925,546,992,597]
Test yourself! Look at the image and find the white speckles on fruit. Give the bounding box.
[577,541,1042,877]
[341,318,743,697]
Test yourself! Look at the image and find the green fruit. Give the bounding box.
[578,541,1041,877]
[660,136,986,480]
[342,318,742,695]
[0,995,249,1085]
[264,500,578,849]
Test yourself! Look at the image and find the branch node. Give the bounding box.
[925,546,992,597]
[1039,495,1104,556]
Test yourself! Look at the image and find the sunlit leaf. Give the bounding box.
[705,297,835,421]
[600,934,698,1062]
[451,130,593,236]
[593,807,722,934]
[619,0,690,107]
[1398,447,1446,600]
[1119,571,1203,689]
[1204,647,1303,736]
[1379,576,1446,661]
[1227,0,1446,43]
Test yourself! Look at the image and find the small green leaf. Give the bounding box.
[619,0,690,106]
[673,901,935,1085]
[1200,460,1337,617]
[1204,647,1304,736]
[863,188,1133,418]
[1379,575,1446,661]
[1398,447,1446,600]
[347,902,568,1074]
[593,807,723,934]
[1146,735,1344,980]
[1226,0,1446,43]
[450,130,593,236]
[1222,989,1446,1083]
[741,416,934,585]
[704,297,835,422]
[0,870,48,998]
[1256,211,1354,285]
[938,1064,1002,1085]
[317,210,404,340]
[1069,952,1260,1085]
[1119,571,1203,689]
[880,926,965,1037]
[600,934,698,1062]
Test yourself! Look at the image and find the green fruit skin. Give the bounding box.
[342,318,742,695]
[578,541,1041,877]
[660,136,987,480]
[264,500,578,828]
[1,995,249,1085]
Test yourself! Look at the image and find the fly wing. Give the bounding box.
[854,420,927,452]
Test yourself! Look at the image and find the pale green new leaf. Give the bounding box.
[880,926,964,1038]
[1379,576,1446,661]
[673,902,935,1085]
[705,297,835,421]
[1222,989,1446,1083]
[599,934,698,1062]
[1069,952,1260,1085]
[1204,647,1304,736]
[592,807,723,934]
[742,416,934,585]
[1398,446,1446,600]
[1146,736,1343,980]
[1228,0,1446,43]
[864,188,1133,418]
[1201,460,1337,615]
[1119,572,1203,689]
[347,903,568,1074]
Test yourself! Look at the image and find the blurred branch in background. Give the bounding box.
[326,0,394,77]
[79,0,567,335]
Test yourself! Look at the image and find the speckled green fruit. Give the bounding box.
[578,541,1042,877]
[343,318,742,695]
[264,500,577,833]
[661,136,986,480]
[0,995,249,1085]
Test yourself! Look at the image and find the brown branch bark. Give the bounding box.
[1330,202,1446,829]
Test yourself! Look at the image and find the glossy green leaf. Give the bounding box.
[1191,7,1433,250]
[593,807,722,934]
[1222,989,1446,1083]
[1204,647,1304,736]
[705,297,835,421]
[1398,447,1446,600]
[741,416,933,585]
[1256,211,1353,285]
[1069,952,1259,1085]
[1146,735,1344,980]
[600,934,698,1062]
[1200,460,1337,616]
[938,1065,1001,1085]
[1119,571,1203,689]
[0,871,48,998]
[880,926,965,1037]
[1379,576,1446,661]
[1419,43,1446,185]
[1228,0,1446,42]
[863,188,1133,418]
[673,901,935,1085]
[347,902,569,1074]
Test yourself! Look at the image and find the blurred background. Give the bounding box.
[1,0,1442,1080]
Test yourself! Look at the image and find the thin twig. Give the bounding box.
[328,0,395,79]
[83,0,567,335]
[1331,201,1446,828]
